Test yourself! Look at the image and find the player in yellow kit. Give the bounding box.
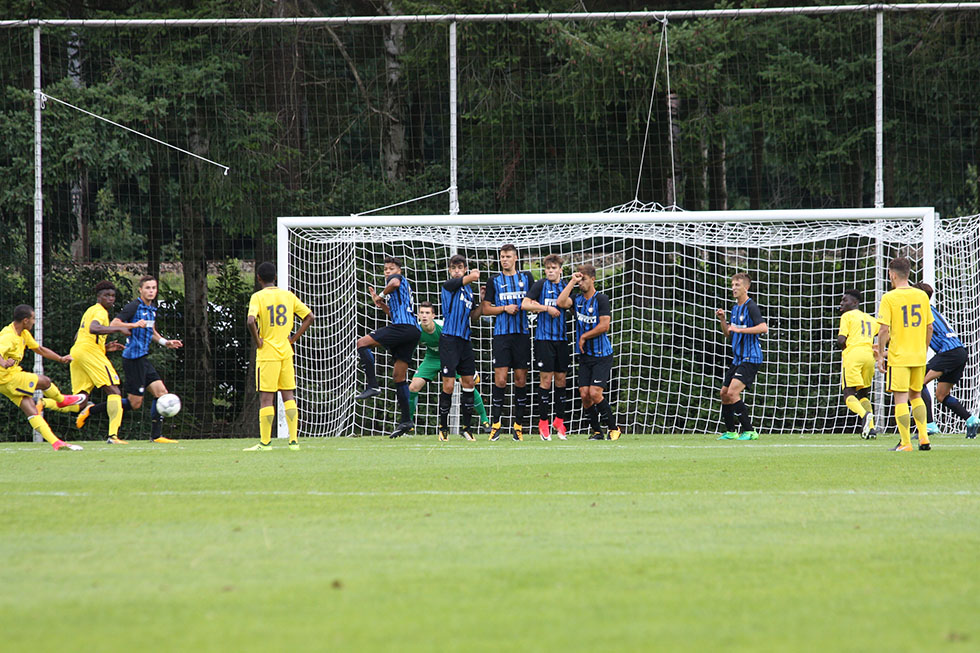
[0,304,86,450]
[70,281,132,444]
[837,290,878,438]
[243,261,314,451]
[875,257,934,452]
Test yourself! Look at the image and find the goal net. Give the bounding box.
[279,208,980,438]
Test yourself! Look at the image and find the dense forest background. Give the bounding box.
[1,0,977,438]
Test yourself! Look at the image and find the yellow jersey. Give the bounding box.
[247,286,312,361]
[72,303,111,356]
[0,323,39,384]
[838,309,876,354]
[877,286,933,367]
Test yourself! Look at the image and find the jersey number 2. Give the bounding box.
[267,304,288,326]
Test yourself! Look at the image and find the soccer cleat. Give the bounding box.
[866,427,877,439]
[588,432,605,440]
[552,418,567,440]
[153,436,178,444]
[52,439,82,451]
[106,435,128,445]
[717,431,738,440]
[488,422,502,441]
[965,415,979,439]
[461,429,476,442]
[918,442,931,451]
[538,419,551,441]
[481,421,492,434]
[861,413,875,439]
[288,441,300,450]
[355,386,381,401]
[437,428,449,442]
[890,442,913,452]
[926,422,939,435]
[243,442,271,451]
[389,420,414,439]
[75,404,93,429]
[737,431,759,440]
[608,429,621,441]
[56,394,86,409]
[513,424,524,442]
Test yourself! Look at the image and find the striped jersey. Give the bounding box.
[441,277,475,340]
[729,298,764,365]
[526,278,567,341]
[116,298,157,360]
[484,271,535,336]
[573,291,613,357]
[929,307,964,353]
[385,274,416,326]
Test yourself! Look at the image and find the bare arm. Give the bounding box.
[247,314,263,350]
[578,315,611,353]
[715,308,730,338]
[729,322,769,335]
[33,344,71,364]
[152,327,183,349]
[89,319,130,337]
[836,335,848,350]
[368,287,391,316]
[876,324,890,372]
[110,317,147,329]
[556,273,580,309]
[290,313,315,345]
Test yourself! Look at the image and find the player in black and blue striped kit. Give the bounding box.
[556,264,620,441]
[715,272,767,441]
[482,244,536,441]
[356,257,421,438]
[914,283,979,438]
[522,254,569,440]
[75,275,184,442]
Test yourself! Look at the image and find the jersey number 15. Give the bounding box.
[900,304,922,328]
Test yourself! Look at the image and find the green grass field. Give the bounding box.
[2,434,978,652]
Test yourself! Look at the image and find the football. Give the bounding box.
[156,393,181,418]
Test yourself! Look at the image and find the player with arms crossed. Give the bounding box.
[0,304,85,450]
[556,264,621,441]
[244,262,314,451]
[913,282,979,439]
[355,257,421,438]
[436,256,484,441]
[715,273,767,441]
[70,281,132,444]
[522,254,570,441]
[482,244,535,441]
[76,275,183,443]
[875,257,933,452]
[837,290,878,438]
[408,300,490,438]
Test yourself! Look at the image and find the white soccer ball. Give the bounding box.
[157,393,181,417]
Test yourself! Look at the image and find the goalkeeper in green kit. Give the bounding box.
[408,301,491,432]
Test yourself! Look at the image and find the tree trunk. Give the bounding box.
[708,133,727,211]
[147,169,161,281]
[665,92,680,206]
[382,0,407,181]
[750,116,764,210]
[67,30,89,262]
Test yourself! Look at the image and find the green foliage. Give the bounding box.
[90,188,147,261]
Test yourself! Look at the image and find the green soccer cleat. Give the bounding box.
[965,415,979,439]
[717,431,738,440]
[737,431,759,440]
[243,442,272,451]
[288,441,300,450]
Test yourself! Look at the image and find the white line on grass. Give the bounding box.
[6,489,980,498]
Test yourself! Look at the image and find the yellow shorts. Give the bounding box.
[841,349,875,390]
[70,351,120,394]
[0,371,40,406]
[887,365,925,393]
[256,357,296,393]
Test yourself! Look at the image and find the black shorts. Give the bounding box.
[122,356,162,396]
[578,354,614,390]
[927,347,967,385]
[723,361,760,391]
[370,324,421,364]
[440,334,476,378]
[535,339,570,374]
[492,333,531,369]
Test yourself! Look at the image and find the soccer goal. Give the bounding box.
[277,208,980,438]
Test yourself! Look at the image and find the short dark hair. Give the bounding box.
[843,289,862,304]
[138,275,157,288]
[914,282,934,299]
[94,280,117,295]
[257,262,277,283]
[732,272,751,286]
[543,254,563,268]
[577,264,597,279]
[500,244,518,256]
[449,254,467,268]
[888,257,911,278]
[383,256,402,268]
[417,300,435,313]
[13,304,33,322]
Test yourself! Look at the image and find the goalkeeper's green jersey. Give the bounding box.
[418,319,443,361]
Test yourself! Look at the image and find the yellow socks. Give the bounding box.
[43,383,65,404]
[259,406,275,445]
[859,397,873,414]
[845,395,867,417]
[28,414,58,445]
[107,394,123,437]
[911,397,929,445]
[895,403,911,447]
[283,399,298,443]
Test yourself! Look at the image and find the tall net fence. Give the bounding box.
[1,6,978,439]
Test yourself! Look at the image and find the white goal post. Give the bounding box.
[275,207,980,438]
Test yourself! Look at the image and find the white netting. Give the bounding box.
[283,211,980,437]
